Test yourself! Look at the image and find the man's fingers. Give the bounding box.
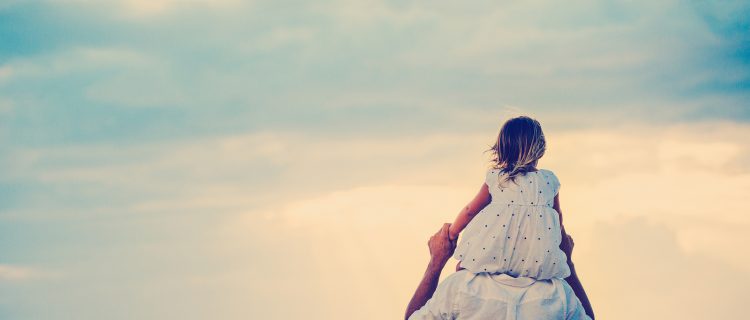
[425,223,458,264]
[435,223,449,237]
[440,223,451,236]
[429,223,454,248]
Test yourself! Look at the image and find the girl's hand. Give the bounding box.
[560,232,576,266]
[562,233,574,257]
[567,234,574,251]
[447,225,459,241]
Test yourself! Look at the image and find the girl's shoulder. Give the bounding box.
[484,168,560,186]
[536,168,555,176]
[485,167,554,177]
[485,167,498,178]
[485,167,502,174]
[536,168,561,188]
[484,167,506,185]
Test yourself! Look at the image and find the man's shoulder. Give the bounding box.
[437,271,556,299]
[441,270,475,286]
[432,270,475,298]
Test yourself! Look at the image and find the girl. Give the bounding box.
[448,116,594,319]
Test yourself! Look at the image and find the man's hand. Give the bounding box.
[428,223,457,266]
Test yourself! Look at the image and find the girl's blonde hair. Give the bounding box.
[484,116,546,187]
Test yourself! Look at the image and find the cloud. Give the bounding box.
[0,264,52,281]
[0,97,13,115]
[0,46,186,108]
[216,184,473,319]
[579,216,749,319]
[20,0,244,16]
[542,121,750,275]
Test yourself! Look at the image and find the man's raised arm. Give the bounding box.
[404,223,456,320]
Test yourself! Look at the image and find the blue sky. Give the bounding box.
[1,1,749,319]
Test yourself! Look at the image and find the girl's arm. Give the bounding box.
[448,182,491,241]
[554,193,595,320]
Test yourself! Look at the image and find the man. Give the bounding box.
[405,223,593,320]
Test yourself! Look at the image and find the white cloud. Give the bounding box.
[539,122,750,270]
[248,27,317,52]
[122,0,175,15]
[121,0,244,16]
[37,0,244,16]
[577,217,749,320]
[0,46,189,108]
[1,46,159,80]
[0,264,53,281]
[216,184,471,318]
[312,0,435,28]
[0,98,13,115]
[0,65,12,83]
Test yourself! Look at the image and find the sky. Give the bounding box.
[0,0,749,319]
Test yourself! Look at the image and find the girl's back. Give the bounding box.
[452,168,571,280]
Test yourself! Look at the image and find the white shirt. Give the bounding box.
[408,270,591,320]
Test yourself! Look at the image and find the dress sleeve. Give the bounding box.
[547,170,561,196]
[484,168,497,187]
[407,273,461,320]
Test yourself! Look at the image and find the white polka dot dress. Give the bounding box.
[453,168,571,280]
